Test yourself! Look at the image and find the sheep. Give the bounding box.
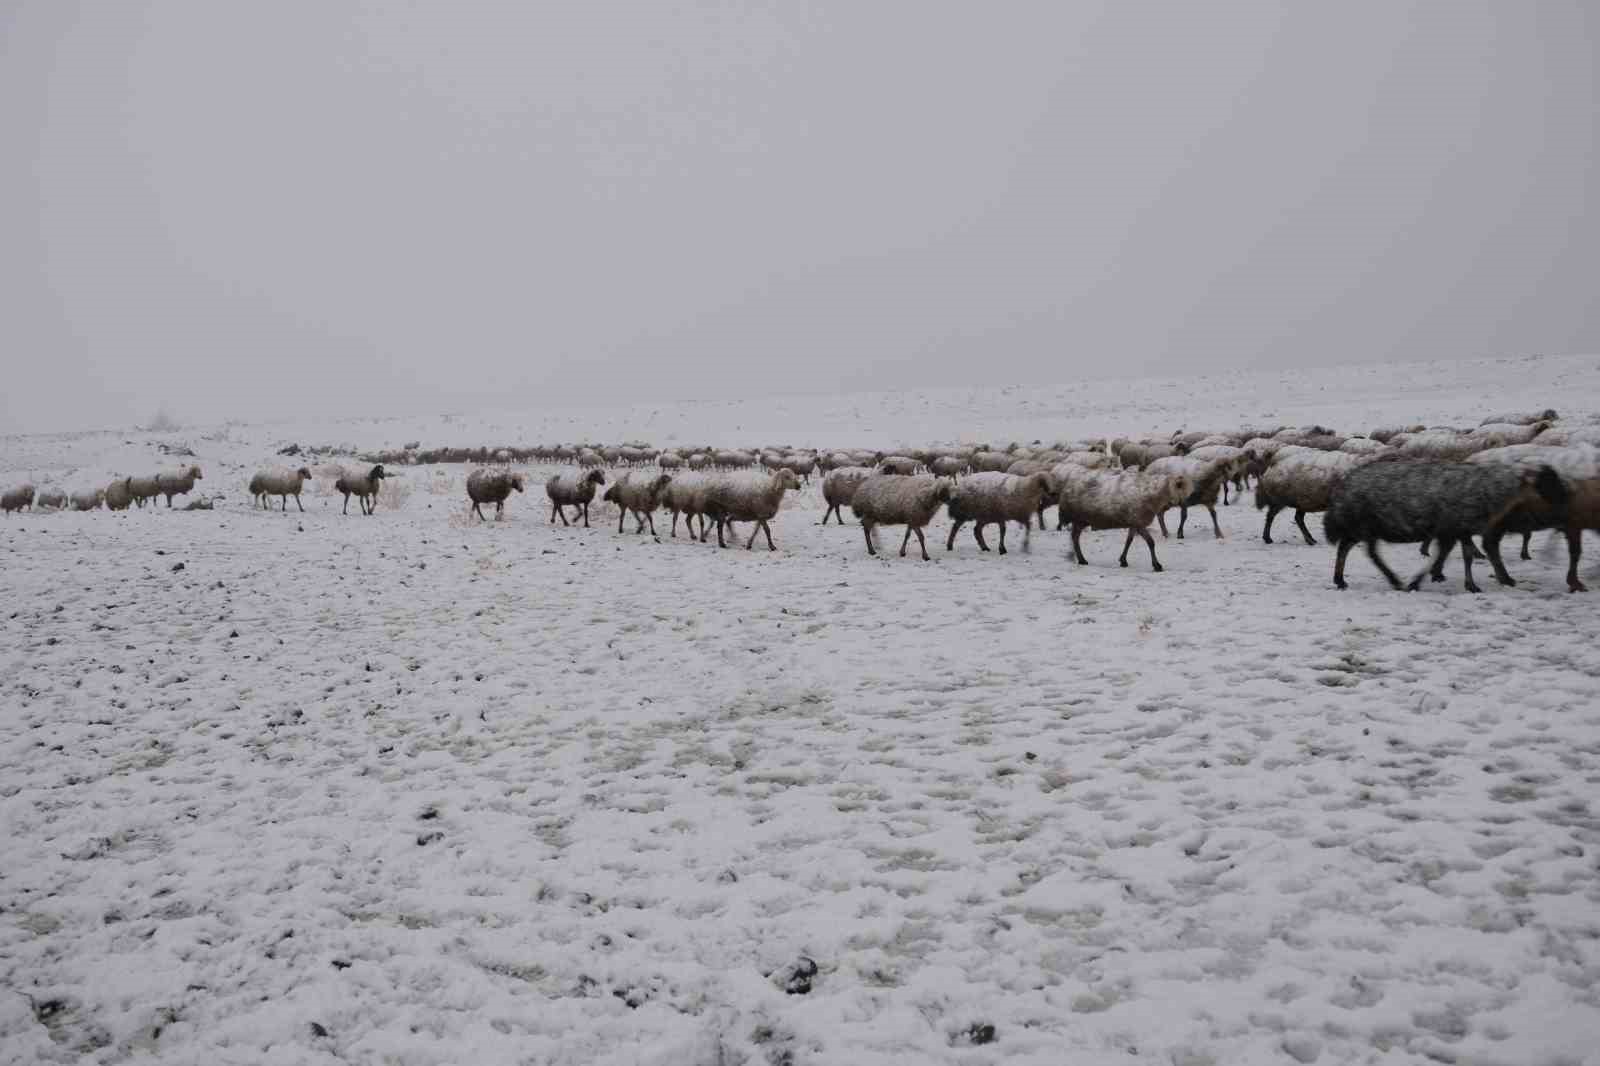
[70,489,106,511]
[850,474,955,560]
[104,477,133,511]
[607,471,673,535]
[659,451,685,471]
[1394,426,1546,462]
[944,472,1054,554]
[465,468,527,521]
[1480,409,1558,427]
[2,484,36,514]
[334,464,388,515]
[249,467,314,512]
[156,464,204,507]
[687,453,711,471]
[821,466,875,525]
[128,474,161,508]
[700,469,801,550]
[35,490,67,511]
[1535,424,1600,448]
[780,454,817,483]
[1184,445,1248,504]
[1468,444,1600,591]
[661,472,713,538]
[1253,450,1364,545]
[1338,437,1387,456]
[546,470,607,526]
[1323,458,1568,593]
[1370,424,1425,444]
[877,456,921,476]
[1144,455,1232,538]
[1055,467,1193,572]
[929,455,970,479]
[970,450,1015,473]
[1117,441,1188,470]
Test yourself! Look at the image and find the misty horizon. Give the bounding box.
[5,1,1597,435]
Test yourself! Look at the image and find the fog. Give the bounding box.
[3,1,1596,434]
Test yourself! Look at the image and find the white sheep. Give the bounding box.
[928,455,970,478]
[334,464,388,515]
[1145,455,1232,538]
[944,472,1054,554]
[849,474,955,561]
[821,466,876,525]
[2,484,36,514]
[127,475,161,508]
[1254,449,1364,544]
[1184,445,1248,504]
[1479,409,1558,427]
[1117,441,1188,470]
[466,468,527,521]
[606,472,673,535]
[250,467,314,512]
[35,490,67,511]
[546,470,607,526]
[70,489,105,511]
[703,469,802,550]
[1539,424,1600,448]
[661,472,713,538]
[1055,467,1193,571]
[156,464,204,507]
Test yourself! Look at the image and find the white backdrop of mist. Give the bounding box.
[2,1,1596,435]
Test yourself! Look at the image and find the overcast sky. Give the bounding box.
[3,1,1595,433]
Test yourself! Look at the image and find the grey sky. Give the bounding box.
[3,1,1596,434]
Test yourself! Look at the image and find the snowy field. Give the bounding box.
[3,354,1600,1066]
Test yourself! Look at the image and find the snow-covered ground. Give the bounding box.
[3,353,1599,1065]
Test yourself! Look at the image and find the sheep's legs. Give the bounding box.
[1140,527,1162,571]
[1293,510,1315,545]
[1521,531,1533,561]
[1069,523,1089,565]
[1410,538,1455,590]
[746,520,776,551]
[1207,504,1223,539]
[912,526,931,561]
[1480,531,1518,587]
[1333,539,1355,588]
[1262,505,1280,543]
[899,526,913,557]
[862,521,877,556]
[580,504,590,528]
[822,504,836,525]
[342,494,351,515]
[997,523,1008,555]
[1157,511,1170,538]
[1565,526,1587,592]
[946,518,965,551]
[972,522,992,552]
[1119,528,1136,567]
[1365,539,1404,589]
[1176,505,1188,539]
[294,495,304,513]
[551,504,569,526]
[474,502,487,521]
[1459,537,1484,593]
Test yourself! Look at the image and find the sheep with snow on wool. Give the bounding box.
[944,472,1054,555]
[250,467,314,512]
[1323,457,1568,593]
[702,469,802,550]
[849,474,955,561]
[606,472,672,535]
[466,468,526,521]
[546,470,606,526]
[821,467,876,525]
[156,465,204,507]
[1055,467,1193,572]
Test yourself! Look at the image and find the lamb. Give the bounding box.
[661,473,713,538]
[71,489,106,511]
[465,468,527,521]
[249,467,314,512]
[1323,458,1568,593]
[702,469,802,550]
[944,472,1054,554]
[35,490,67,511]
[607,472,673,535]
[1480,409,1558,427]
[156,464,204,507]
[104,477,133,511]
[1254,450,1364,544]
[546,470,607,526]
[334,464,388,515]
[1144,455,1231,538]
[1055,467,1193,572]
[1,484,36,514]
[821,466,876,525]
[1468,444,1600,591]
[849,474,956,560]
[127,474,162,508]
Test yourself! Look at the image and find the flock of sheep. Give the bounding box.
[6,408,1598,592]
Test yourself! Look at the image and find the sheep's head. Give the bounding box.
[369,465,388,481]
[586,470,607,486]
[510,474,526,493]
[773,469,801,493]
[650,474,672,495]
[1530,421,1553,437]
[1167,475,1194,506]
[296,467,313,480]
[932,480,956,505]
[1528,465,1569,508]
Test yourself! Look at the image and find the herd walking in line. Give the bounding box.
[6,407,1600,592]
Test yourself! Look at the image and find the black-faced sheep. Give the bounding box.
[335,465,388,515]
[466,468,526,521]
[546,470,606,527]
[849,475,955,561]
[1323,458,1568,593]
